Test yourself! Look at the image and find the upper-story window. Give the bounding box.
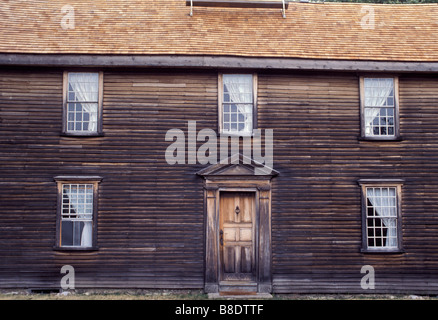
[360,77,399,140]
[219,74,257,135]
[63,72,103,136]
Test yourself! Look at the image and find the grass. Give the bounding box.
[0,289,437,300]
[0,289,208,300]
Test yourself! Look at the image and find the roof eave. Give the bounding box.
[0,53,437,73]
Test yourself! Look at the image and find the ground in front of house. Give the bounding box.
[0,289,437,300]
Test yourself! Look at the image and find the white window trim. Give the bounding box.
[218,73,257,136]
[358,179,404,253]
[54,176,102,250]
[62,71,104,136]
[359,76,400,141]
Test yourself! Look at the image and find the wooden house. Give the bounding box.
[1,0,438,295]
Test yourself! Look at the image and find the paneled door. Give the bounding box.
[219,192,256,282]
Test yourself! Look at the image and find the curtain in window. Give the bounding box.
[68,73,99,132]
[364,78,394,135]
[64,185,93,247]
[367,188,397,247]
[223,75,253,133]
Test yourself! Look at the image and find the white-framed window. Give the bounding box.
[63,72,103,135]
[360,77,399,140]
[61,183,94,247]
[54,176,102,249]
[358,179,404,253]
[219,74,256,135]
[365,187,398,249]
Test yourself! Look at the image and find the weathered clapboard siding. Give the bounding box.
[257,72,438,293]
[90,70,217,288]
[1,68,438,293]
[0,68,217,289]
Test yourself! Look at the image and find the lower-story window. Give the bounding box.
[366,187,398,248]
[358,179,404,253]
[54,176,102,250]
[61,183,94,247]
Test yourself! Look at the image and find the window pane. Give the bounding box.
[61,220,74,246]
[223,74,253,103]
[68,73,99,102]
[373,127,379,135]
[388,127,394,135]
[61,221,92,247]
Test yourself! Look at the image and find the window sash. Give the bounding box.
[360,76,399,140]
[364,78,395,137]
[60,183,94,247]
[63,71,102,135]
[365,187,398,249]
[358,180,403,253]
[54,176,102,250]
[61,220,93,247]
[220,74,255,134]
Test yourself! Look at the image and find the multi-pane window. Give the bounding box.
[220,74,255,134]
[55,176,102,249]
[61,184,94,247]
[63,72,102,135]
[365,187,398,249]
[361,77,399,139]
[358,180,403,252]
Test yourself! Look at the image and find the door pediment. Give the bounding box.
[196,153,279,178]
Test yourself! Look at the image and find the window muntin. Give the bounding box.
[66,72,99,133]
[60,183,94,247]
[222,74,254,134]
[363,78,395,137]
[365,187,398,249]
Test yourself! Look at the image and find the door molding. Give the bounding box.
[197,154,278,293]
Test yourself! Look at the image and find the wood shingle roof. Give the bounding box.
[0,0,437,61]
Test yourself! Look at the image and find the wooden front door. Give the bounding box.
[219,192,256,282]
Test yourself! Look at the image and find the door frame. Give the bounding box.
[197,154,278,294]
[203,181,273,293]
